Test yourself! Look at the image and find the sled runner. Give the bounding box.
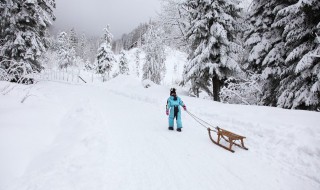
[208,127,248,153]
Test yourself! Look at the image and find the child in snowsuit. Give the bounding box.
[166,88,187,132]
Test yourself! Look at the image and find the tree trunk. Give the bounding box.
[212,76,221,102]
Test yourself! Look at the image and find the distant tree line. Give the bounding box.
[112,22,152,53]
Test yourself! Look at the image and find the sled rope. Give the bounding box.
[185,110,217,132]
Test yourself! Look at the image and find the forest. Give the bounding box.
[0,0,319,111]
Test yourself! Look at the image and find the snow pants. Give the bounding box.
[169,106,182,129]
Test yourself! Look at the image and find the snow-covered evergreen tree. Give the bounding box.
[0,0,56,81]
[135,49,141,77]
[0,1,8,47]
[142,25,166,84]
[119,50,129,75]
[96,26,116,81]
[69,28,78,51]
[57,32,75,69]
[182,0,242,101]
[79,33,87,60]
[244,0,292,106]
[275,0,320,110]
[84,60,95,71]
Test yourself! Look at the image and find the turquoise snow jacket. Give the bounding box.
[166,96,185,128]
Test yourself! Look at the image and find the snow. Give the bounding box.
[0,75,320,190]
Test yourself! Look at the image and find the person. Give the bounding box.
[166,88,187,132]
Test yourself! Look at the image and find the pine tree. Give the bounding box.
[96,26,116,81]
[135,49,141,77]
[142,25,166,84]
[79,33,87,60]
[183,0,242,101]
[119,50,129,75]
[275,0,320,110]
[0,0,56,81]
[57,32,75,69]
[0,1,8,46]
[244,0,293,106]
[69,28,78,52]
[85,60,94,71]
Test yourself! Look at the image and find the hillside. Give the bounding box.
[0,76,319,190]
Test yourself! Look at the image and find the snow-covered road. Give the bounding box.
[1,77,319,190]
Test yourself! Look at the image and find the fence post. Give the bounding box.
[72,70,74,82]
[92,73,94,83]
[77,70,80,83]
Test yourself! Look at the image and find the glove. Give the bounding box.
[166,109,169,115]
[183,105,187,111]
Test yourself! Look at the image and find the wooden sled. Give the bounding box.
[207,127,248,153]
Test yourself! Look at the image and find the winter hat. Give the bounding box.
[170,88,176,96]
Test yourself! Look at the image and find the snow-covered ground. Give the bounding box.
[0,76,319,190]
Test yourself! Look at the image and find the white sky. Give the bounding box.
[53,0,161,39]
[52,0,252,39]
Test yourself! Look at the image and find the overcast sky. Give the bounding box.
[53,0,161,39]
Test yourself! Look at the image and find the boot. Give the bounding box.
[177,128,182,132]
[168,127,174,130]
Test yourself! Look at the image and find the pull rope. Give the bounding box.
[185,110,217,133]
